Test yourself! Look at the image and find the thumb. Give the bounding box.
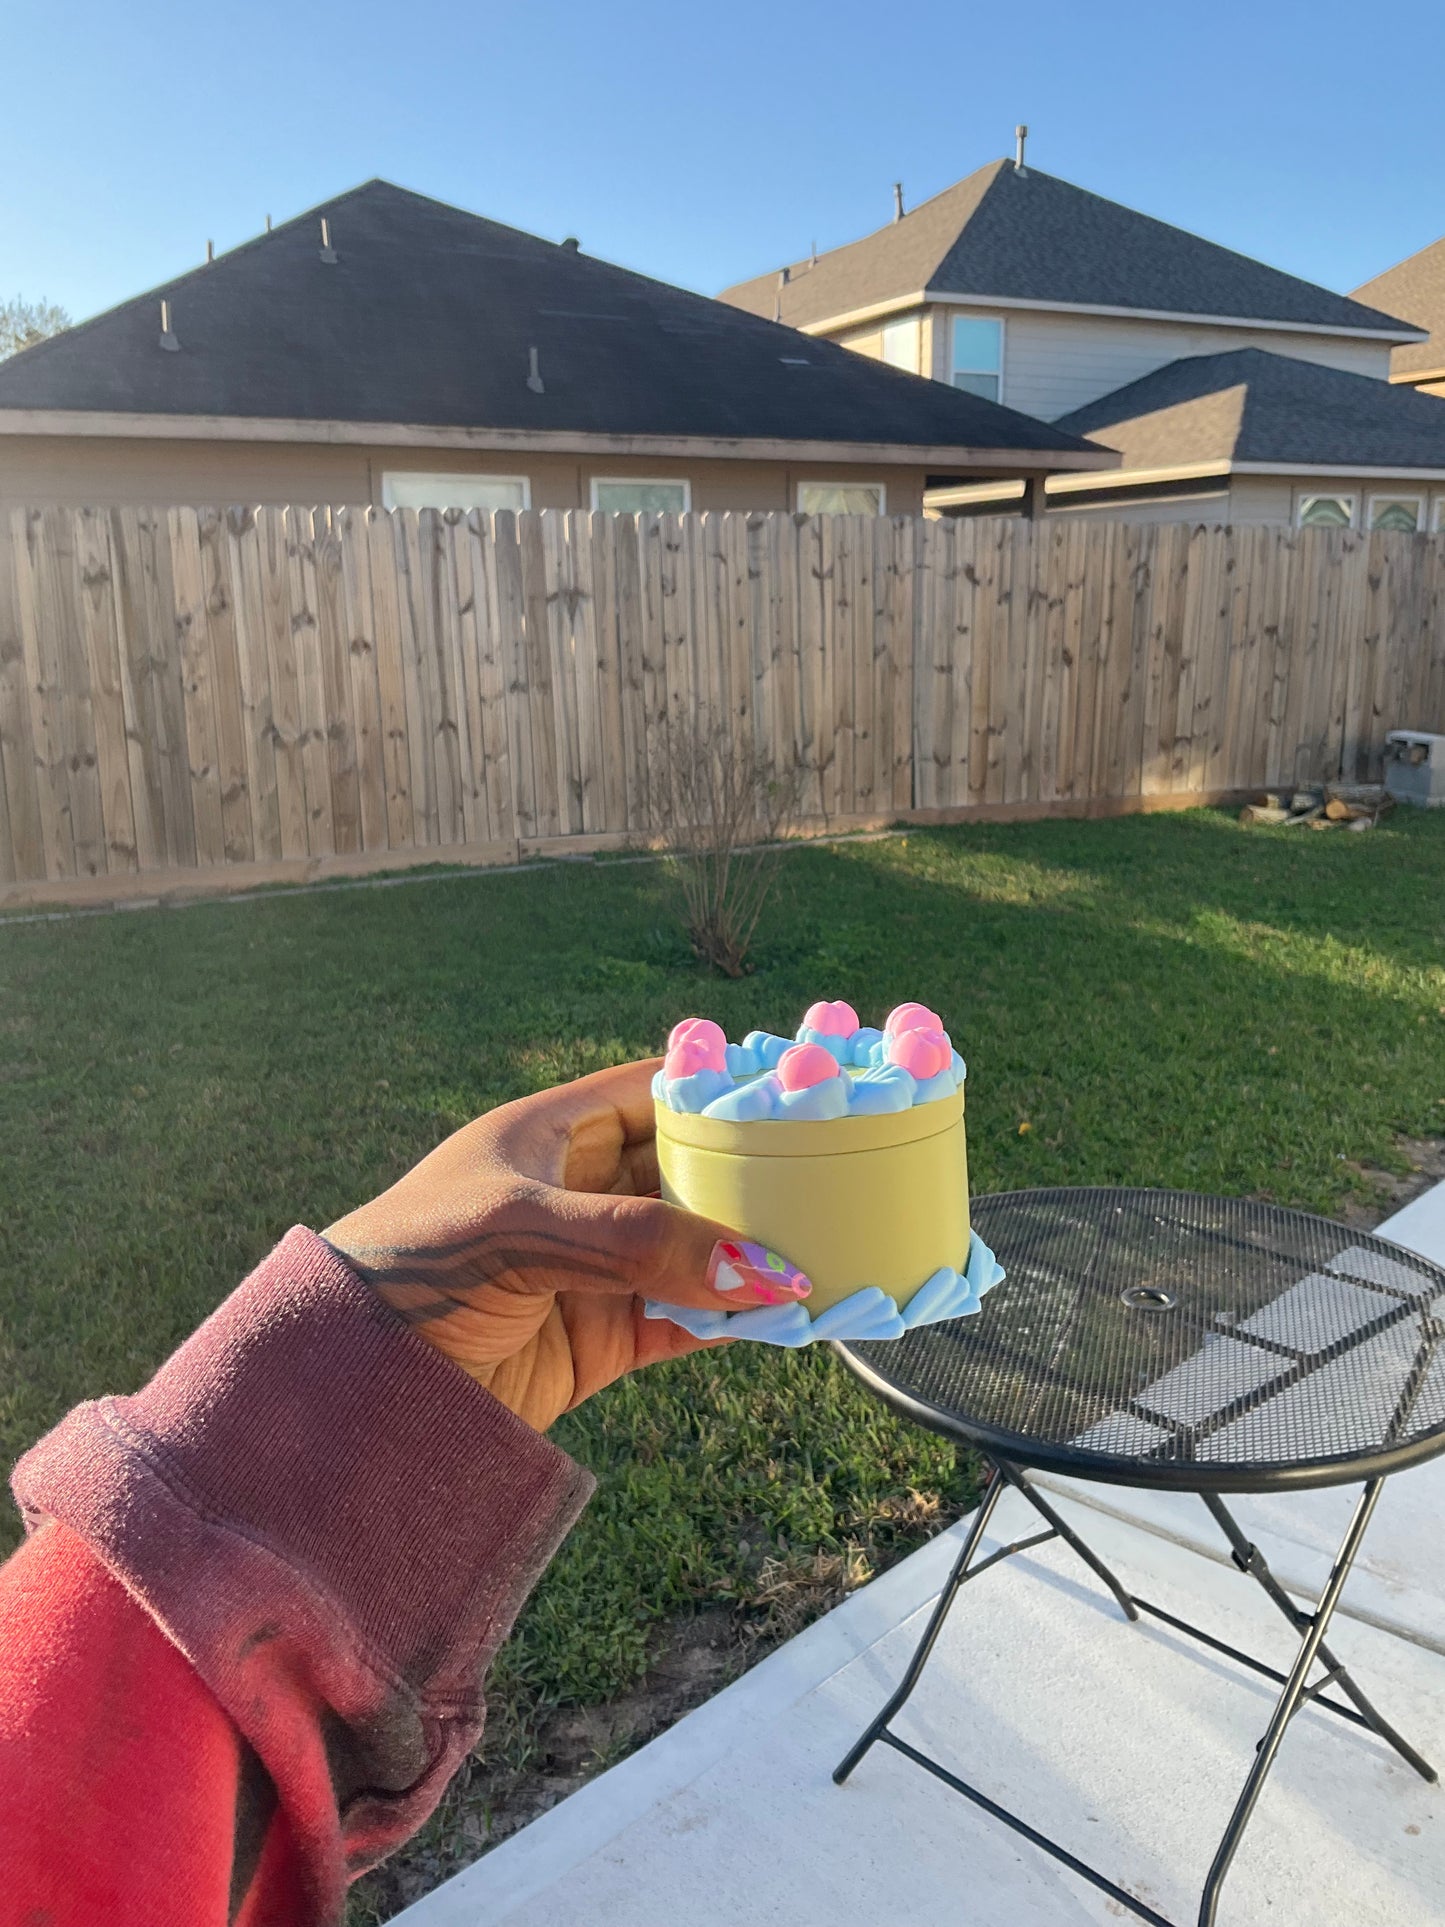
[556,1190,813,1313]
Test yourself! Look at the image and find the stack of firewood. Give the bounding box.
[1238,783,1393,830]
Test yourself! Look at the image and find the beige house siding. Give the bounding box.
[820,305,1393,422]
[991,310,1391,421]
[1228,473,1445,530]
[1048,486,1233,525]
[0,436,931,517]
[831,307,936,378]
[1050,472,1445,529]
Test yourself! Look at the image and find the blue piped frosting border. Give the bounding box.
[644,1229,1005,1348]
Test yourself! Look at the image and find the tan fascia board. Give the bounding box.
[1388,366,1445,386]
[924,478,1027,508]
[0,407,1115,472]
[800,293,932,334]
[1049,455,1445,496]
[1047,459,1234,496]
[803,289,1425,346]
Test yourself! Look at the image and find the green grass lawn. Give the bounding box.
[3,808,1445,1910]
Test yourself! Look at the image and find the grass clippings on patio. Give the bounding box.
[2,808,1444,1916]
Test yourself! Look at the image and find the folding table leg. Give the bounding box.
[1200,1490,1437,1787]
[996,1463,1140,1622]
[834,1459,1140,1787]
[832,1470,1008,1785]
[1196,1477,1413,1927]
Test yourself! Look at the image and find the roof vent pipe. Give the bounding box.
[158,300,179,352]
[561,235,580,252]
[1015,123,1028,173]
[265,214,273,232]
[206,240,215,263]
[809,238,817,267]
[527,346,545,394]
[893,181,905,222]
[319,217,337,263]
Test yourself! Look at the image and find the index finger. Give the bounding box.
[483,1058,665,1194]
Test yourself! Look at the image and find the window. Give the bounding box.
[881,317,920,374]
[1368,493,1423,533]
[381,472,529,511]
[1296,493,1355,529]
[797,482,886,516]
[590,478,690,513]
[950,316,1003,402]
[1433,498,1445,533]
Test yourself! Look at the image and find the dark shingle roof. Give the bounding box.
[0,180,1098,458]
[722,162,1421,339]
[1353,239,1445,378]
[1054,348,1445,471]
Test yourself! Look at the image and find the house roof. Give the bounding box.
[1052,347,1445,474]
[1353,239,1445,378]
[0,179,1101,462]
[721,161,1422,340]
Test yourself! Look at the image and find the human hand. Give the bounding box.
[324,1061,811,1433]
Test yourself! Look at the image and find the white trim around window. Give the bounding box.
[1295,491,1357,530]
[381,471,530,511]
[589,477,691,513]
[1367,491,1425,533]
[796,481,888,515]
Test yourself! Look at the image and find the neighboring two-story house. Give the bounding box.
[721,154,1445,532]
[1353,240,1445,400]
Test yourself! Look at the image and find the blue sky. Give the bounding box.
[7,0,1441,326]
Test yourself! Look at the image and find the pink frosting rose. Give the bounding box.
[886,1025,952,1081]
[802,999,859,1037]
[665,1036,723,1081]
[885,1002,944,1038]
[666,1017,728,1071]
[776,1043,841,1091]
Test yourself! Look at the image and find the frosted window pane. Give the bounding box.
[593,481,688,514]
[798,484,885,515]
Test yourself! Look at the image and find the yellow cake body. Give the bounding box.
[656,1085,969,1316]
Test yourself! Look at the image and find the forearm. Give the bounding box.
[1,1229,594,1927]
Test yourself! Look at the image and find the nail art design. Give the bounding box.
[707,1238,812,1304]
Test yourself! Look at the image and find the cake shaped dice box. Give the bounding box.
[644,1001,1005,1348]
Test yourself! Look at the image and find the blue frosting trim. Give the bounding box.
[642,1229,1005,1349]
[660,1022,966,1120]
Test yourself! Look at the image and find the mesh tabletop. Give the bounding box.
[840,1188,1445,1492]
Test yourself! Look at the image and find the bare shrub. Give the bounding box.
[654,712,803,978]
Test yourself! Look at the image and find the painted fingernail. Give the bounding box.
[707,1239,812,1304]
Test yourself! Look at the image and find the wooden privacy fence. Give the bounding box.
[1,504,1443,900]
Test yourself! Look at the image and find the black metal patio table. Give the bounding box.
[832,1187,1445,1927]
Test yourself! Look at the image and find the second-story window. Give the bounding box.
[950,316,1003,403]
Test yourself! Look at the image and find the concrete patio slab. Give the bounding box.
[397,1491,1445,1927]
